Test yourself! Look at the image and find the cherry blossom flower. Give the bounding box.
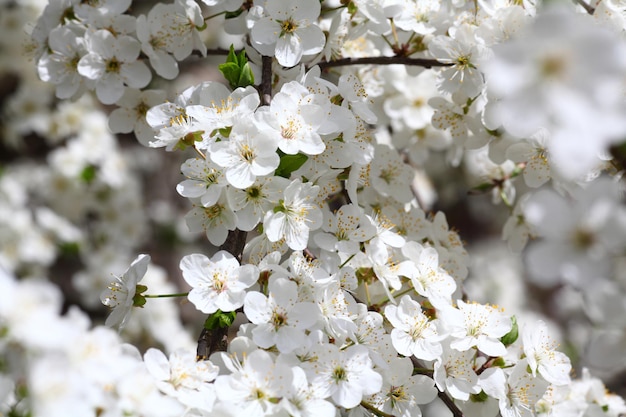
[250,0,325,67]
[144,347,218,410]
[214,349,293,415]
[226,176,290,232]
[368,357,438,417]
[180,251,259,314]
[37,24,91,100]
[254,81,328,156]
[100,254,150,330]
[385,295,445,361]
[263,179,323,251]
[480,360,550,417]
[244,278,319,353]
[310,344,382,409]
[401,241,456,308]
[428,24,488,99]
[314,204,376,255]
[108,88,166,146]
[77,29,151,105]
[439,300,511,357]
[208,117,280,189]
[523,320,572,386]
[177,157,227,208]
[433,346,480,401]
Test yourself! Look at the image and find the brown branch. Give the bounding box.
[204,48,233,56]
[219,229,248,262]
[317,56,452,71]
[261,55,273,106]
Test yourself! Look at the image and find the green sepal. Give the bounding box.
[225,9,244,19]
[492,357,506,367]
[173,131,204,151]
[218,126,232,138]
[132,294,146,308]
[470,390,489,403]
[346,1,358,15]
[135,284,148,294]
[275,152,308,178]
[500,315,519,346]
[468,182,495,194]
[204,310,237,330]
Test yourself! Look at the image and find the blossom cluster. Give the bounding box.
[1,0,626,415]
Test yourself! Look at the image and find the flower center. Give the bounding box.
[332,366,348,383]
[105,57,121,73]
[280,19,298,36]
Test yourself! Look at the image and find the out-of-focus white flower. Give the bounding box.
[108,88,166,146]
[481,5,626,179]
[523,320,572,386]
[144,347,218,410]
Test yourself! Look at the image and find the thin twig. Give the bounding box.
[574,0,595,14]
[411,357,465,417]
[317,56,452,71]
[437,390,465,417]
[360,400,396,417]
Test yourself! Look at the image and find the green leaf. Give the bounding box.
[218,62,240,88]
[218,45,255,89]
[238,62,255,87]
[80,165,97,184]
[237,49,247,67]
[204,310,237,330]
[274,153,308,178]
[501,315,519,346]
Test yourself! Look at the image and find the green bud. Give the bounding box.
[500,316,519,346]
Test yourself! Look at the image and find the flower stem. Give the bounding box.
[204,10,227,21]
[144,292,189,298]
[360,400,395,417]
